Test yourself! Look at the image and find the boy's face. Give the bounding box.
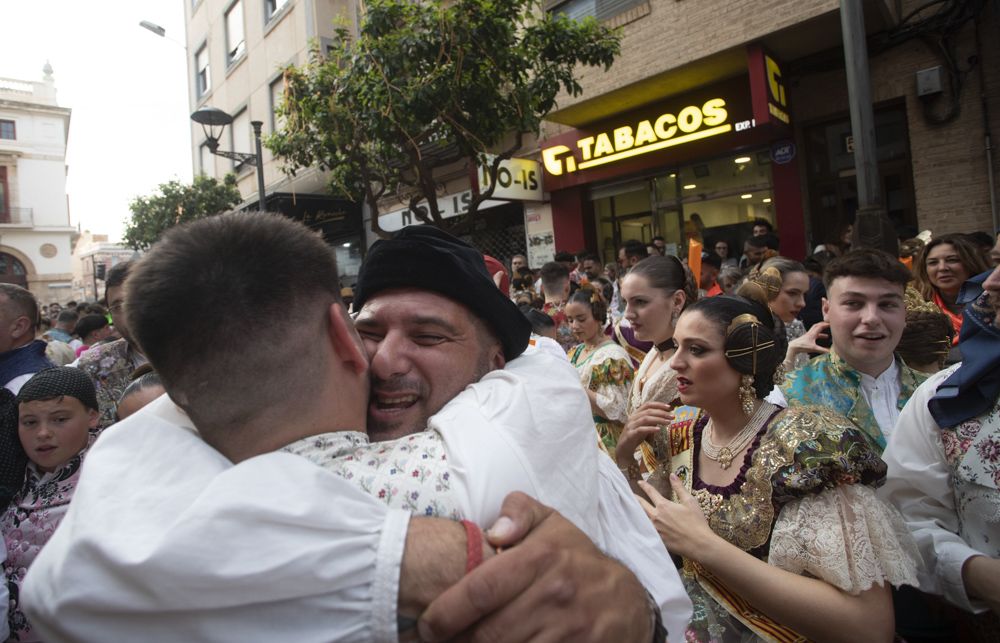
[822,276,906,375]
[19,396,98,473]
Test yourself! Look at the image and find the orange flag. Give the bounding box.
[688,238,703,288]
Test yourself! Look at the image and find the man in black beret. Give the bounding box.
[353,225,531,440]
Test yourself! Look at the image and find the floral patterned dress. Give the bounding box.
[666,405,920,642]
[568,341,634,452]
[626,348,681,473]
[2,439,94,642]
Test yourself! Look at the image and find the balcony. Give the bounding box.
[0,208,34,227]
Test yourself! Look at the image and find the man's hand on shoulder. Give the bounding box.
[418,492,656,643]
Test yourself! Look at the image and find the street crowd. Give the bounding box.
[0,212,996,642]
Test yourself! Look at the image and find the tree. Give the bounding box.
[123,174,243,250]
[267,0,619,237]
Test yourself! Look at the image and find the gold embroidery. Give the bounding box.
[671,406,856,552]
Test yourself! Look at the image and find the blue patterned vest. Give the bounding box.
[780,350,927,451]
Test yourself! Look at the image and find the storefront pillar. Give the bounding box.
[771,159,807,259]
[551,187,595,254]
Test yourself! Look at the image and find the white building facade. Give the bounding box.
[184,0,365,287]
[70,231,138,302]
[0,64,76,305]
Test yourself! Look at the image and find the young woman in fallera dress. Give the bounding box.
[634,284,921,642]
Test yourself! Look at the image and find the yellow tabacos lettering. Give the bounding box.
[549,99,732,176]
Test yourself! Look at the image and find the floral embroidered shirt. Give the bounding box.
[75,338,147,428]
[283,430,463,520]
[2,439,93,642]
[882,364,1000,613]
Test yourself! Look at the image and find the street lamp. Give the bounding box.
[191,107,267,212]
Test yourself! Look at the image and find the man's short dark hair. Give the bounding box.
[553,251,575,263]
[966,231,994,249]
[0,284,38,325]
[126,213,342,442]
[745,235,769,249]
[539,261,569,293]
[74,314,108,340]
[581,253,601,264]
[752,218,773,232]
[104,261,132,301]
[56,310,79,325]
[823,248,912,290]
[652,235,665,243]
[622,239,648,261]
[760,233,780,251]
[702,253,722,270]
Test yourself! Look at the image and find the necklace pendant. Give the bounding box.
[718,447,733,469]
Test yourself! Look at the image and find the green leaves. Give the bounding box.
[266,0,619,235]
[123,174,242,251]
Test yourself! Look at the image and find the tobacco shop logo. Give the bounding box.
[542,98,732,177]
[766,55,790,125]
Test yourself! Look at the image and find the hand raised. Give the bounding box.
[637,475,716,561]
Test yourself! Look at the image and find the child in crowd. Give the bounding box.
[1,367,100,641]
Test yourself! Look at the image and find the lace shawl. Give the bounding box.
[769,483,921,594]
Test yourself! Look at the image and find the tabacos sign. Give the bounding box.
[542,98,732,178]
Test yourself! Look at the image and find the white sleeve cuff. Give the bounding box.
[938,542,992,614]
[371,509,410,643]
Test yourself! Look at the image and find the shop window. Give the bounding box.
[590,151,774,263]
[804,106,915,251]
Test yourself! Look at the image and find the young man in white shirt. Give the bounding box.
[771,249,926,450]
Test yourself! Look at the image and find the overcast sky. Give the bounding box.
[1,0,192,241]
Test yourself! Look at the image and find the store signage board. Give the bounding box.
[747,44,791,128]
[538,77,758,191]
[542,98,732,178]
[379,191,505,232]
[476,155,544,201]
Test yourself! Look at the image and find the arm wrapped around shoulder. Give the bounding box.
[768,484,921,595]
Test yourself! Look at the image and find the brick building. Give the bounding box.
[535,0,1000,263]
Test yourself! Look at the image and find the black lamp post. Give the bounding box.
[191,107,267,212]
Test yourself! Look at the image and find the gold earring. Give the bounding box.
[772,363,786,386]
[739,374,755,416]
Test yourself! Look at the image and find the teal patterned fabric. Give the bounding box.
[780,350,927,451]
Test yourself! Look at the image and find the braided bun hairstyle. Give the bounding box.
[684,283,788,399]
[567,283,608,325]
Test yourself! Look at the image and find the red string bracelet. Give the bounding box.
[461,519,483,573]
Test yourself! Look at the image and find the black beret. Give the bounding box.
[354,226,531,361]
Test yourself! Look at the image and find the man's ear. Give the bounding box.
[11,315,32,339]
[87,408,100,429]
[327,303,367,376]
[821,297,830,322]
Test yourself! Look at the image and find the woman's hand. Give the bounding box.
[786,321,830,362]
[636,474,718,561]
[615,401,673,467]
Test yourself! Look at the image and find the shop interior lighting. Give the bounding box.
[741,194,753,199]
[734,156,751,164]
[762,198,772,203]
[683,184,697,190]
